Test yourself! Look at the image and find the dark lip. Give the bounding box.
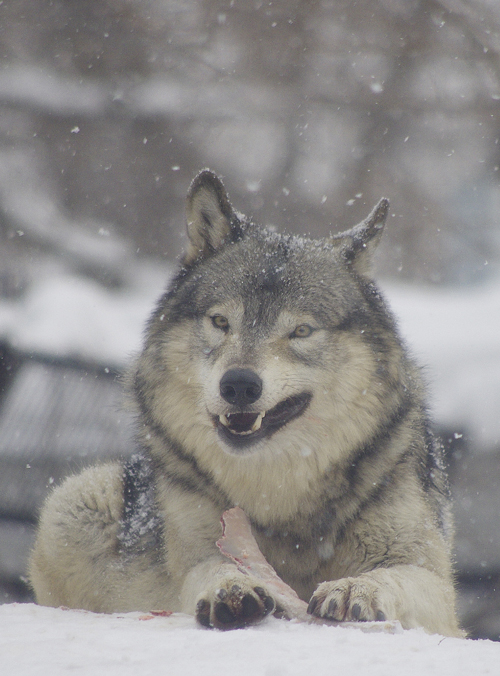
[215,392,312,450]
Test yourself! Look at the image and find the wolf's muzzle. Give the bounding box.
[215,392,312,451]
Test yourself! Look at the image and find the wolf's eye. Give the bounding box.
[211,315,229,331]
[291,324,314,339]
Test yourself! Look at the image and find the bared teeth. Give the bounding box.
[219,412,265,435]
[251,412,265,432]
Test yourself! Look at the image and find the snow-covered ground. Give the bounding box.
[2,603,500,676]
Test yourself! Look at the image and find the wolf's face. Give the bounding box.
[177,236,367,456]
[197,303,315,451]
[137,171,403,464]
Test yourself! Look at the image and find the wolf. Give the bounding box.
[29,169,462,636]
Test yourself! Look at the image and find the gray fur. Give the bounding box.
[29,170,462,636]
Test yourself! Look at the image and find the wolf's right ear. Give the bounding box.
[333,198,390,277]
[184,170,240,266]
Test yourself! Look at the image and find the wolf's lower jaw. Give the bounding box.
[214,392,312,450]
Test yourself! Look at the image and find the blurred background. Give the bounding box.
[0,0,499,640]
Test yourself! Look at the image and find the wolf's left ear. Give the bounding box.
[333,198,390,276]
[184,170,240,266]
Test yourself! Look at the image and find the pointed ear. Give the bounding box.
[184,170,240,266]
[333,198,389,276]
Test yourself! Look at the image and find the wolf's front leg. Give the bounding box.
[307,565,463,636]
[180,559,275,629]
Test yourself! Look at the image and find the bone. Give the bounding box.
[216,507,403,633]
[216,506,310,622]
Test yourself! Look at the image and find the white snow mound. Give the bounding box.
[2,603,500,676]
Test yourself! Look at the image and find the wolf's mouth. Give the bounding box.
[215,392,312,449]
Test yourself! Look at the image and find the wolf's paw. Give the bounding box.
[307,576,390,623]
[195,576,275,629]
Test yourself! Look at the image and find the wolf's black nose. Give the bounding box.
[220,369,263,407]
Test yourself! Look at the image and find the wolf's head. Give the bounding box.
[135,171,411,474]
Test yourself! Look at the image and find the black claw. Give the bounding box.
[198,614,211,628]
[307,596,319,615]
[241,594,260,619]
[263,597,274,615]
[351,603,362,620]
[197,598,209,612]
[273,602,286,619]
[376,610,386,622]
[216,588,228,601]
[254,587,275,615]
[196,599,211,628]
[214,602,236,625]
[327,598,338,618]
